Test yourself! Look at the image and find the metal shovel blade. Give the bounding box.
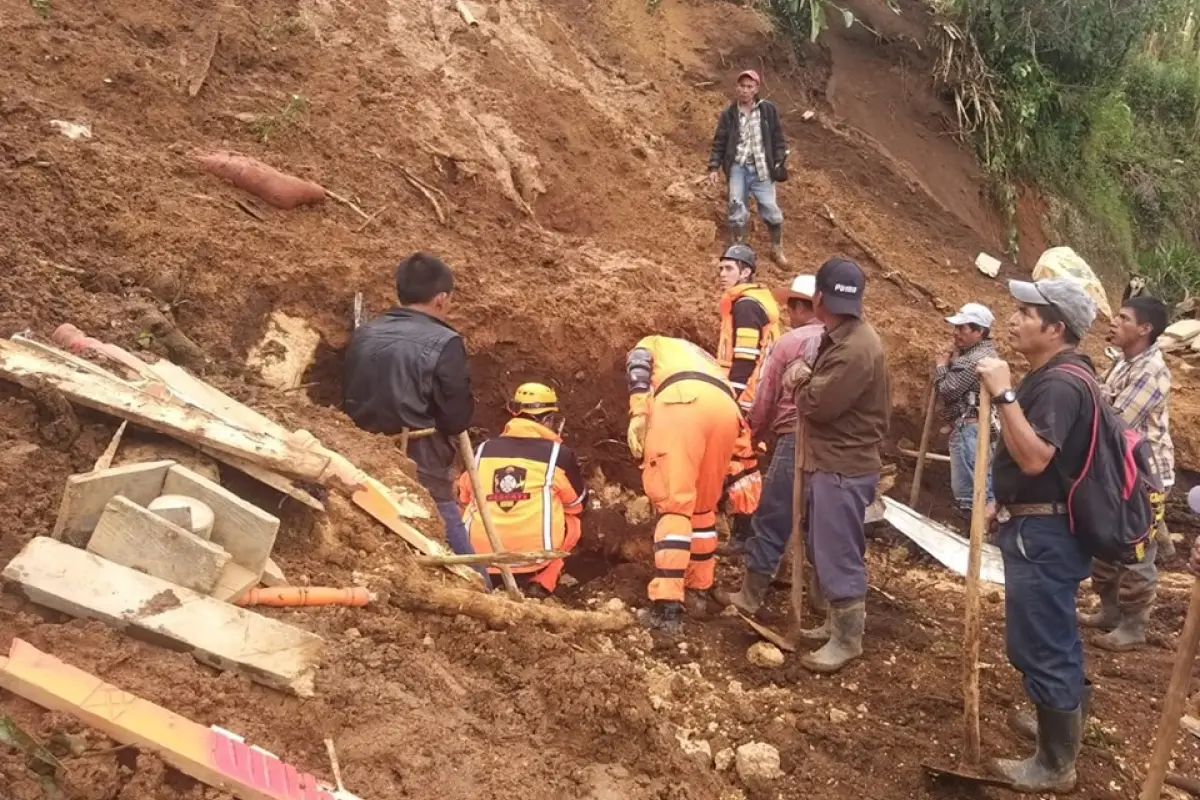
[922,761,1013,789]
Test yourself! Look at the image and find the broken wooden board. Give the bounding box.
[3,538,322,696]
[86,495,231,594]
[245,311,320,390]
[52,460,174,547]
[212,562,261,604]
[882,498,1006,586]
[260,558,288,587]
[0,639,342,800]
[163,464,278,580]
[0,339,331,483]
[352,476,480,584]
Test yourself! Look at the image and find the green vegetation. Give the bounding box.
[927,0,1200,303]
[30,0,50,18]
[249,93,311,144]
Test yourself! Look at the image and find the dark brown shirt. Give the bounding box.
[795,317,891,476]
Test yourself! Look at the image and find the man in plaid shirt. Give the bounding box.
[1079,296,1174,652]
[934,303,998,515]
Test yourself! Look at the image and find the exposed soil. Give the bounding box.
[4,0,1200,798]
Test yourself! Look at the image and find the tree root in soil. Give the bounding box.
[820,204,952,313]
[389,578,633,633]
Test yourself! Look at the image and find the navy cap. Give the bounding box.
[815,257,866,318]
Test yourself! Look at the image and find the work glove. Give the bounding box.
[627,415,647,460]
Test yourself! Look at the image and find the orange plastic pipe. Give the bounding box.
[233,587,372,608]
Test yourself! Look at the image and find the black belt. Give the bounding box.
[655,371,736,401]
[997,503,1067,523]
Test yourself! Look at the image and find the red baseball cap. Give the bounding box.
[737,69,761,85]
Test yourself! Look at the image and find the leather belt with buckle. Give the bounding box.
[996,503,1068,523]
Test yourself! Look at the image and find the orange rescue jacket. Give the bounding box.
[626,335,736,420]
[717,284,782,413]
[455,418,586,572]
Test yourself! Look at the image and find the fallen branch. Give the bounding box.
[325,190,372,222]
[820,204,951,313]
[92,420,128,471]
[400,170,447,224]
[233,197,267,222]
[1168,773,1200,798]
[455,0,478,26]
[416,549,570,567]
[391,580,632,633]
[353,203,391,233]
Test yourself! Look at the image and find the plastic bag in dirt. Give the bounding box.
[1031,246,1113,320]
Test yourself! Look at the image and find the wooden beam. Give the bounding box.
[86,495,232,594]
[0,639,342,800]
[0,339,331,483]
[52,460,174,547]
[3,538,322,696]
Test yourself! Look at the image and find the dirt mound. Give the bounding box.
[4,0,1200,797]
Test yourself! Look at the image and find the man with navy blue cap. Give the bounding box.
[791,257,890,674]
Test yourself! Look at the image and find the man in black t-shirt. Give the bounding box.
[975,278,1098,793]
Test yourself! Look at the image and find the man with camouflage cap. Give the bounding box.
[975,278,1099,793]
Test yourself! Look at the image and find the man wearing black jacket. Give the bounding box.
[343,252,477,562]
[707,69,790,266]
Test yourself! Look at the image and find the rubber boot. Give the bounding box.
[729,224,748,245]
[1009,680,1092,742]
[645,600,683,634]
[767,224,789,267]
[990,705,1081,793]
[684,588,716,618]
[1093,606,1150,652]
[723,570,772,616]
[1077,583,1119,631]
[800,599,864,673]
[797,579,831,642]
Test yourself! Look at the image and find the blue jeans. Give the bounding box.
[727,163,783,228]
[804,470,877,602]
[436,500,491,586]
[996,514,1093,711]
[745,434,795,577]
[949,421,994,511]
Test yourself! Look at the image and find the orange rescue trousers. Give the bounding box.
[506,516,582,593]
[641,383,742,603]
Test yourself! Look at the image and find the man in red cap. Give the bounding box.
[707,69,790,266]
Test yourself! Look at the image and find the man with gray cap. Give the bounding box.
[935,302,998,515]
[976,278,1098,793]
[790,257,890,674]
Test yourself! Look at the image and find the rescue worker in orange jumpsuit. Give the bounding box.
[455,383,587,598]
[716,243,781,551]
[626,336,745,632]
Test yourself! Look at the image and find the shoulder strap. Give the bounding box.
[1049,364,1102,504]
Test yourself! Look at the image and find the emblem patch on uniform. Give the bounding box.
[488,465,531,511]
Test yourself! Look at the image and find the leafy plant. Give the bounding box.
[30,0,50,17]
[249,93,311,144]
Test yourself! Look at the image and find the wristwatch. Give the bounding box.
[993,389,1017,406]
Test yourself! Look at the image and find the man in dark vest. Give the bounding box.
[343,252,477,563]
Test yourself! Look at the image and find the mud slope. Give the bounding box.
[3,0,1200,798]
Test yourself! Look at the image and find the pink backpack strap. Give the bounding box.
[1050,364,1101,532]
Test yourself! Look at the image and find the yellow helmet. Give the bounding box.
[510,382,559,416]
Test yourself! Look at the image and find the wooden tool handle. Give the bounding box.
[1142,576,1200,798]
[909,376,940,507]
[457,431,523,601]
[789,422,807,632]
[962,392,992,766]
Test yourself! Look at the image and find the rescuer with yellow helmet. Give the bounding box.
[455,382,587,598]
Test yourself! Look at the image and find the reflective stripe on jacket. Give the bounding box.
[717,284,781,413]
[455,418,586,571]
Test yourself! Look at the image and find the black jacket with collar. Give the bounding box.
[342,307,475,501]
[707,99,788,179]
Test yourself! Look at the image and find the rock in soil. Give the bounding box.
[735,741,782,784]
[714,747,735,772]
[747,641,784,669]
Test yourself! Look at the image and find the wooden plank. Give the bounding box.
[212,563,259,603]
[2,538,322,696]
[0,340,331,482]
[260,558,288,587]
[199,447,326,512]
[162,464,278,579]
[0,639,341,800]
[52,461,173,547]
[93,420,128,471]
[86,496,231,594]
